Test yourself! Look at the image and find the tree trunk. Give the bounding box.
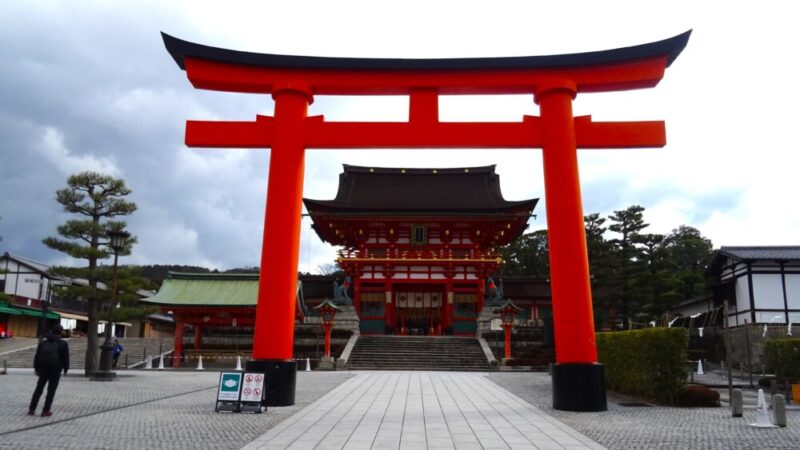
[85,297,99,376]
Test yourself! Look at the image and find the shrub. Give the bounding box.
[765,338,800,383]
[676,385,720,407]
[597,328,688,404]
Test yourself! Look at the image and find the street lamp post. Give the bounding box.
[91,230,129,382]
[314,299,340,370]
[494,299,521,365]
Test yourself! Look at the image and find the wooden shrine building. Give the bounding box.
[304,165,537,336]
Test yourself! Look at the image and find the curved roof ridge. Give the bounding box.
[341,164,497,175]
[162,30,691,71]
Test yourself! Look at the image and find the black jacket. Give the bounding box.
[33,333,70,373]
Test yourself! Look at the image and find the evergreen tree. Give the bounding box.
[96,265,158,325]
[499,229,549,278]
[607,205,649,327]
[664,225,714,302]
[584,213,614,326]
[635,233,680,318]
[43,172,136,377]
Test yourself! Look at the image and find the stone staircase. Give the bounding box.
[1,337,88,370]
[345,336,492,371]
[0,337,173,370]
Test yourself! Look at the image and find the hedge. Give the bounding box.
[597,327,688,404]
[765,337,800,383]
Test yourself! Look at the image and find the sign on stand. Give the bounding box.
[240,372,266,413]
[215,371,242,412]
[214,371,266,414]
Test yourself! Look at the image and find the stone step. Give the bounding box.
[346,336,491,370]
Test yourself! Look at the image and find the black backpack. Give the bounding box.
[37,340,61,368]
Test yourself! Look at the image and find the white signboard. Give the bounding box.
[217,372,243,401]
[240,372,265,403]
[490,318,503,331]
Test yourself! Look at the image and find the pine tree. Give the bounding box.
[607,205,649,327]
[584,213,614,327]
[43,172,136,377]
[664,225,714,302]
[499,229,550,278]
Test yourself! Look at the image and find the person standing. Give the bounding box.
[28,324,69,417]
[112,339,123,368]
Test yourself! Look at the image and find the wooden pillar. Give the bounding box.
[536,80,606,411]
[193,325,203,350]
[536,80,597,364]
[172,319,184,367]
[252,82,312,361]
[384,289,393,334]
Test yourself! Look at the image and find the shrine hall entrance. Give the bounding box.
[396,291,443,336]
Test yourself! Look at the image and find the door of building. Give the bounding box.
[396,291,443,336]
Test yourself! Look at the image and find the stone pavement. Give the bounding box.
[0,369,352,450]
[242,372,604,449]
[0,368,798,449]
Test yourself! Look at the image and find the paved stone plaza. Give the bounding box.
[0,369,798,449]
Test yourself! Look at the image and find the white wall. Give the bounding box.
[784,273,800,310]
[0,258,48,300]
[751,274,785,309]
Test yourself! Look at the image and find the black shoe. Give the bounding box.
[27,409,35,416]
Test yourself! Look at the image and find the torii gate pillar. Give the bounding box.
[162,30,690,411]
[536,81,605,409]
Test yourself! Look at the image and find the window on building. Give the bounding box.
[412,225,427,245]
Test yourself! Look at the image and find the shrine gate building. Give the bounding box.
[304,164,537,336]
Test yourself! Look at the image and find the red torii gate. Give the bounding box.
[163,31,690,411]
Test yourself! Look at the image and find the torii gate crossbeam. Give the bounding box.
[163,30,690,412]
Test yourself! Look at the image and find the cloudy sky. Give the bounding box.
[1,1,798,272]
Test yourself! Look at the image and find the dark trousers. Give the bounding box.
[29,367,62,412]
[113,354,119,368]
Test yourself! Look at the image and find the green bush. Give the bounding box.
[765,338,800,383]
[597,328,688,404]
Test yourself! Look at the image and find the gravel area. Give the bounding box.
[488,371,800,450]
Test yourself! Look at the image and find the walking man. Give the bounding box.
[28,324,69,417]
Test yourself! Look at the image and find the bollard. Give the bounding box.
[235,355,242,371]
[306,358,311,372]
[697,360,704,376]
[773,394,787,427]
[145,356,153,370]
[197,355,204,371]
[731,389,743,417]
[158,354,165,370]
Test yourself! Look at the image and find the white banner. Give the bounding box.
[240,372,265,403]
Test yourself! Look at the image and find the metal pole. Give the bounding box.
[744,319,753,388]
[92,249,120,381]
[40,281,52,339]
[724,300,733,399]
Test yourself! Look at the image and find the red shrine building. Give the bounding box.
[304,165,537,336]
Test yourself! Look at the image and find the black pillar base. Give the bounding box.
[552,363,607,412]
[245,359,296,407]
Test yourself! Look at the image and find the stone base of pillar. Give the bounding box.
[90,370,117,381]
[552,363,607,412]
[318,356,335,371]
[501,357,513,366]
[246,359,297,406]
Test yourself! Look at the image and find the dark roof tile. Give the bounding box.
[304,165,537,213]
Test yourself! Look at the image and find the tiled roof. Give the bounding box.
[719,246,800,261]
[304,165,537,213]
